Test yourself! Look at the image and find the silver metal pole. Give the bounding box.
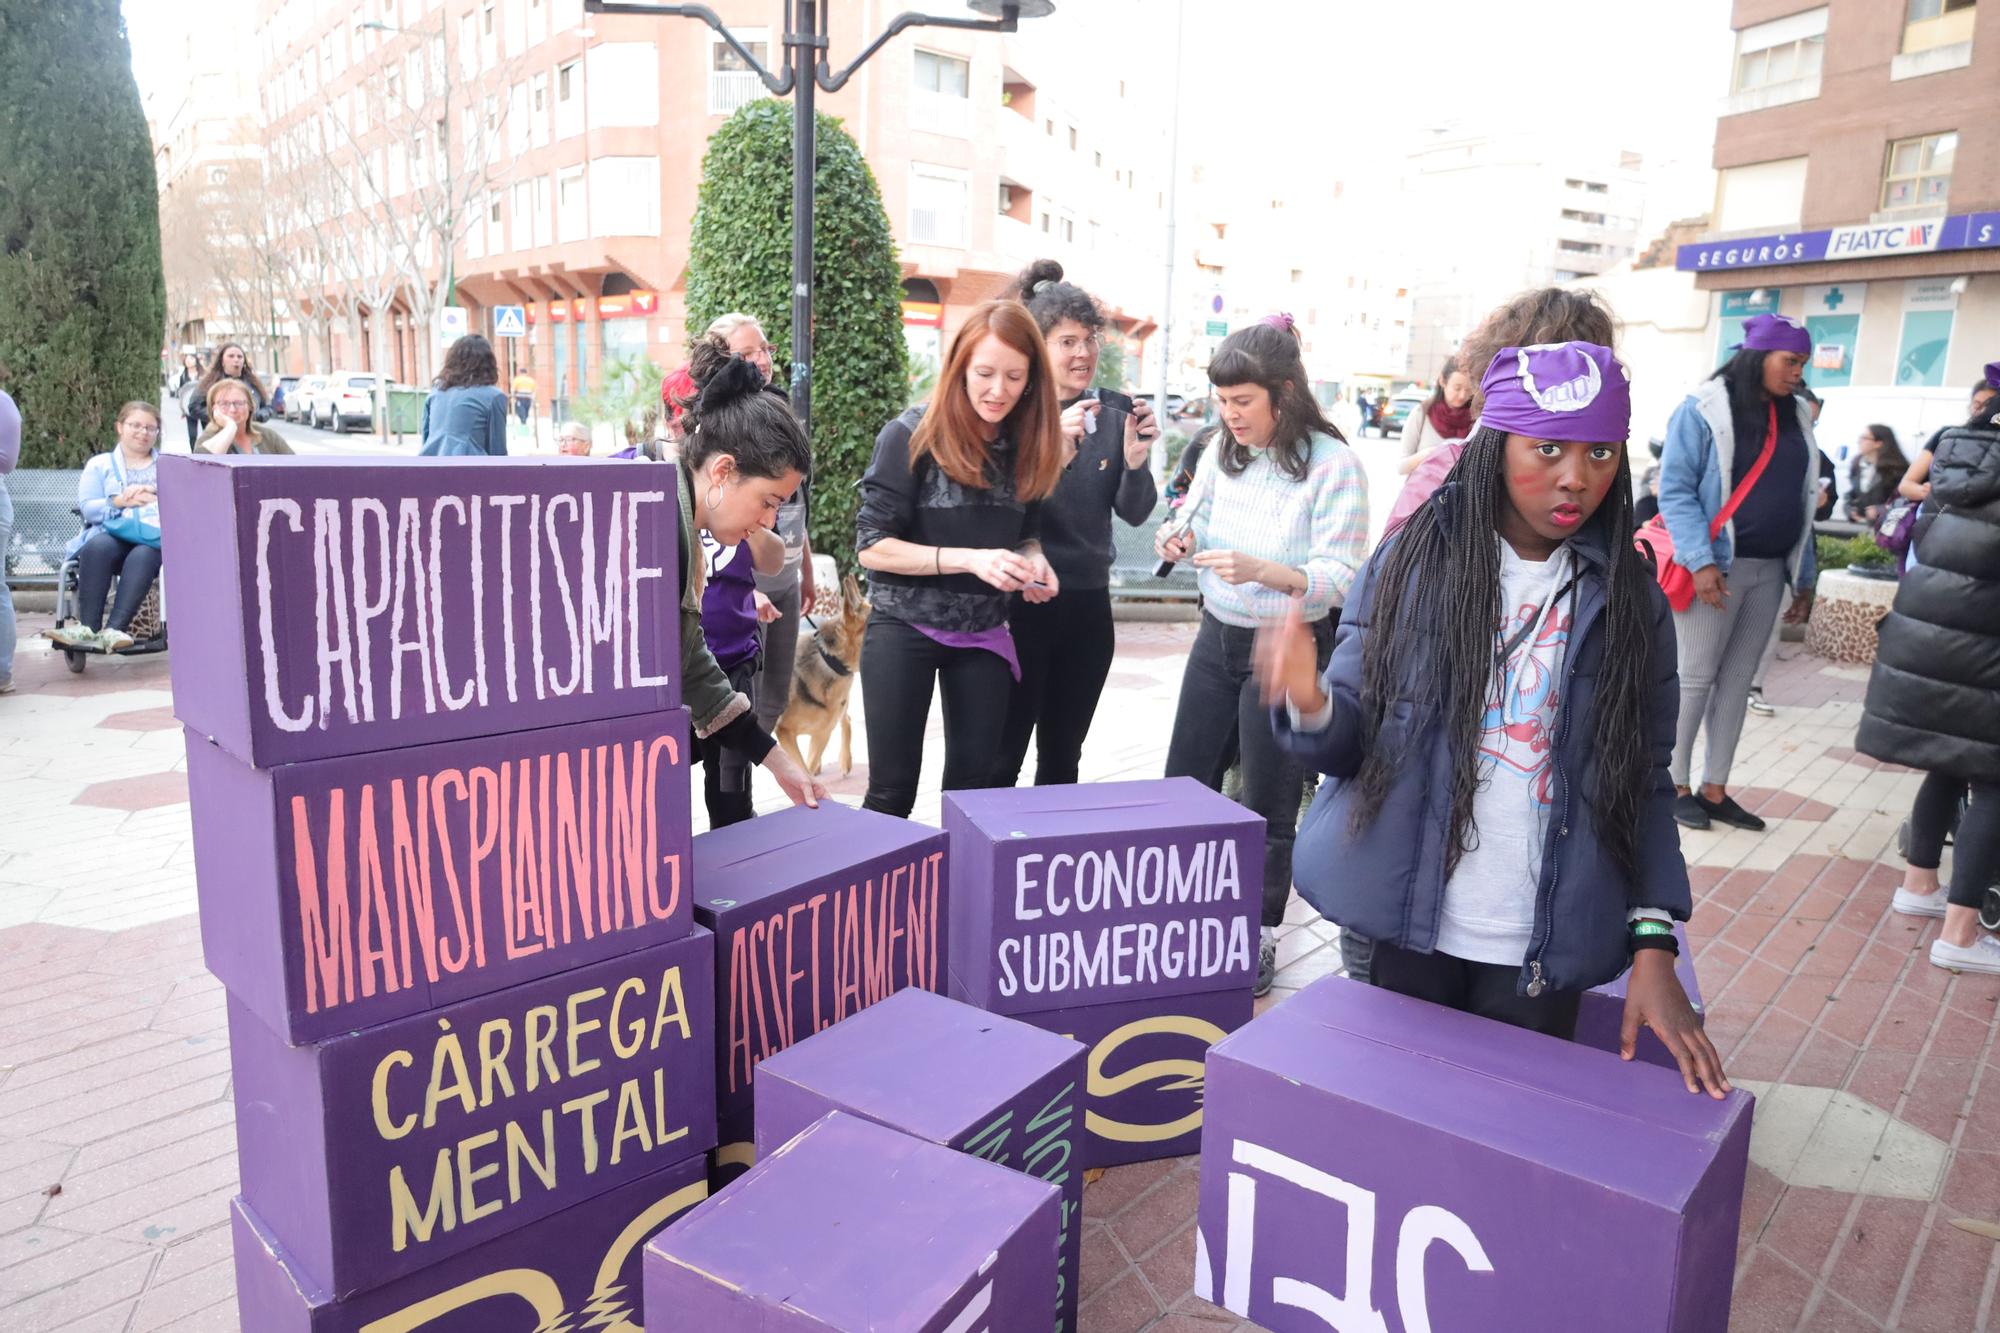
[1151,0,1186,484]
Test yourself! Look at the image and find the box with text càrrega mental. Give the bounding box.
[187,709,693,1045]
[228,930,716,1299]
[754,989,1085,1333]
[231,1153,707,1332]
[692,801,947,1173]
[1195,975,1753,1333]
[159,454,682,768]
[647,1110,1060,1333]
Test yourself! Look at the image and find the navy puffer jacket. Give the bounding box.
[1857,414,2000,781]
[1273,496,1691,995]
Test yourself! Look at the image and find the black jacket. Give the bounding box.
[1857,414,2000,781]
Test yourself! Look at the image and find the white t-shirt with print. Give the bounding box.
[1433,542,1577,966]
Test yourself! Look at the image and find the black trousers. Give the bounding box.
[1371,940,1583,1040]
[76,531,162,633]
[1907,771,1999,911]
[993,587,1116,788]
[697,656,759,829]
[860,617,1013,819]
[1164,611,1335,929]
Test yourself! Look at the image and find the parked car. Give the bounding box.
[1383,390,1426,436]
[270,375,300,421]
[312,372,393,433]
[288,374,330,423]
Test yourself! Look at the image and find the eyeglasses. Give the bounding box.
[126,424,161,435]
[1051,335,1101,355]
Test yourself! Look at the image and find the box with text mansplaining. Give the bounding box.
[1195,975,1753,1333]
[187,709,693,1045]
[159,454,681,768]
[1010,984,1252,1168]
[228,930,716,1299]
[231,1154,707,1332]
[647,1111,1060,1333]
[754,989,1085,1333]
[692,802,947,1174]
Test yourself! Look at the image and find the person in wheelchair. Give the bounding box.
[49,402,165,654]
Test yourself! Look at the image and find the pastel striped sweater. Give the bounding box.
[1182,430,1369,626]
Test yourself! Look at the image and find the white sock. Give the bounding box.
[1261,925,1277,949]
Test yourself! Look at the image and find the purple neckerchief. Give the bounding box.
[911,623,1021,681]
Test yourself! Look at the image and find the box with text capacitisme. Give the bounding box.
[754,989,1085,1333]
[229,930,716,1299]
[231,1153,706,1332]
[691,801,947,1161]
[647,1110,1060,1333]
[160,454,682,768]
[942,778,1263,1017]
[1195,976,1753,1333]
[187,709,693,1045]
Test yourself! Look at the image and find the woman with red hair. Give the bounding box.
[854,299,1066,817]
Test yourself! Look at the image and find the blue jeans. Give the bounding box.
[0,481,15,681]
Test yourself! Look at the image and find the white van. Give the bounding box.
[1813,384,1978,509]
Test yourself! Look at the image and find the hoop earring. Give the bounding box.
[706,485,722,513]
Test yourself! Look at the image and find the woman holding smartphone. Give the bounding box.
[992,260,1160,788]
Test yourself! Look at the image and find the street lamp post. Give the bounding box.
[585,0,1054,433]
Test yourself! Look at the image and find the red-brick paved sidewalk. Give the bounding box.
[0,614,1995,1331]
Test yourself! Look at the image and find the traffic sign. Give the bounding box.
[494,305,528,338]
[437,306,469,344]
[1205,320,1229,337]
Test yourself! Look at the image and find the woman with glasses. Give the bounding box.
[50,403,170,654]
[196,379,294,456]
[992,259,1159,788]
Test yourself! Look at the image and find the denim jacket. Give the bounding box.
[1273,505,1691,995]
[1657,377,1819,593]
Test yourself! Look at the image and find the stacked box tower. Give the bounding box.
[164,455,718,1330]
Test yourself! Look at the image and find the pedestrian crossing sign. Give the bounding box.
[495,305,528,338]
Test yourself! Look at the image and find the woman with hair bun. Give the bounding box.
[992,259,1159,788]
[855,299,1066,818]
[674,340,825,811]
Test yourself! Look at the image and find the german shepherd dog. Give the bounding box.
[776,574,871,777]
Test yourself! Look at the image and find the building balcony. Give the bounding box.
[707,69,768,118]
[1721,72,1822,117]
[1891,41,1974,82]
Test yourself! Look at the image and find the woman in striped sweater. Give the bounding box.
[1156,320,1371,995]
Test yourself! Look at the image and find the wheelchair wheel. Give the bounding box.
[64,649,86,674]
[1983,886,2000,934]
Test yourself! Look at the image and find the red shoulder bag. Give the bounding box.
[1634,402,1780,612]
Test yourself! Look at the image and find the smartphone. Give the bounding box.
[1094,388,1134,414]
[1154,511,1196,579]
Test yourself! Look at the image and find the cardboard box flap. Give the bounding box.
[945,778,1259,840]
[651,1111,1057,1327]
[761,989,1083,1144]
[694,804,942,910]
[1216,978,1751,1208]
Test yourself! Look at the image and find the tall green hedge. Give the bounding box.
[0,1,166,467]
[687,100,907,573]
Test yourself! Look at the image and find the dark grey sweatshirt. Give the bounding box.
[1040,394,1158,589]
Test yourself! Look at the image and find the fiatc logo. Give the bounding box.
[1084,1013,1233,1146]
[1827,220,1941,259]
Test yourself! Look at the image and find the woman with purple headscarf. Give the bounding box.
[1657,313,1822,833]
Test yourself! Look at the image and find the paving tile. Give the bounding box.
[1762,1185,1857,1275]
[1077,1268,1165,1333]
[1728,1245,1817,1333]
[1893,1222,1995,1333]
[1823,1196,1927,1323]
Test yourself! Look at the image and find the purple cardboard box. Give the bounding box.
[1012,984,1252,1168]
[1195,976,1754,1333]
[230,930,717,1298]
[188,709,693,1045]
[754,989,1085,1332]
[233,1153,707,1332]
[692,802,948,1165]
[648,1110,1060,1333]
[160,454,681,768]
[1576,925,1706,1071]
[942,779,1262,1017]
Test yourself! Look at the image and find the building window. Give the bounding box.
[909,164,969,246]
[1058,212,1075,244]
[556,165,587,242]
[1881,131,1955,211]
[912,49,970,137]
[1562,208,1607,224]
[1067,125,1078,151]
[1558,240,1603,254]
[708,29,771,116]
[555,59,582,138]
[529,73,550,147]
[512,180,533,249]
[589,156,661,237]
[1731,8,1827,100]
[531,175,552,247]
[1903,0,1978,54]
[588,43,660,129]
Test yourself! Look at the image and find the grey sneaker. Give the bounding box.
[1255,939,1278,997]
[49,620,98,650]
[1747,689,1775,717]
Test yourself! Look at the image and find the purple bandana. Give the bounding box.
[1736,313,1811,356]
[1476,342,1631,443]
[1984,359,1999,391]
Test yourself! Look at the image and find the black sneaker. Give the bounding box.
[1747,689,1775,718]
[1673,794,1711,830]
[1698,793,1767,832]
[1255,939,1277,997]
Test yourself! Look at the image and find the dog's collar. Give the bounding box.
[816,642,852,677]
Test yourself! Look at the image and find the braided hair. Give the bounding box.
[1348,426,1656,882]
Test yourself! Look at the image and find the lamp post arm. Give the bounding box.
[584,2,796,93]
[818,3,1020,92]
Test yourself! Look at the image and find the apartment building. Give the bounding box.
[1678,0,1999,389]
[1398,126,1650,382]
[251,0,1170,395]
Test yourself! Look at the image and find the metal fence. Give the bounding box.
[4,470,83,588]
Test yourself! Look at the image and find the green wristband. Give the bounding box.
[1630,919,1673,938]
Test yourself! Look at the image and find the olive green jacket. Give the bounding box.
[673,461,752,739]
